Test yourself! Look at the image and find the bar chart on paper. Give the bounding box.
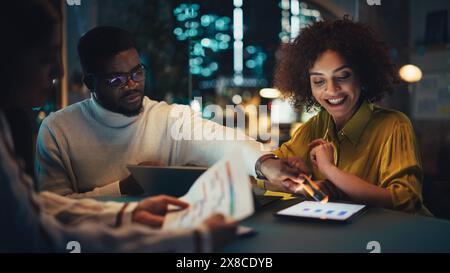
[163,150,254,230]
[172,165,234,229]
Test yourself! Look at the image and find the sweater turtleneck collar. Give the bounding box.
[88,94,147,128]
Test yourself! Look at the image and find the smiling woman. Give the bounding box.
[308,50,361,131]
[272,17,431,215]
[274,16,399,112]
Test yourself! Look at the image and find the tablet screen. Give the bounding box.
[276,201,366,221]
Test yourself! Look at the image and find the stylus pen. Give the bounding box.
[298,174,329,204]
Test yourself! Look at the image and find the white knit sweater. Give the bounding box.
[36,96,266,198]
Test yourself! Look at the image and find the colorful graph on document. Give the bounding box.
[168,161,235,229]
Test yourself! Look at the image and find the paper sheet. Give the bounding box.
[162,149,254,230]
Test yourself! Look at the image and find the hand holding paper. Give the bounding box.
[163,149,254,230]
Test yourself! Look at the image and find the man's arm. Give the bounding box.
[169,105,267,176]
[35,121,124,198]
[168,105,307,192]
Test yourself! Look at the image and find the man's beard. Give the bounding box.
[94,90,144,117]
[116,101,143,117]
[116,89,144,117]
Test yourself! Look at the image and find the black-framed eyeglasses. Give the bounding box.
[90,63,146,89]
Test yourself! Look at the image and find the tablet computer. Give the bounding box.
[127,165,207,197]
[274,201,367,223]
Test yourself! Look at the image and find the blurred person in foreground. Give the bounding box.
[0,0,237,253]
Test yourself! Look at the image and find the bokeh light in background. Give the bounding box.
[279,0,322,43]
[173,3,231,78]
[171,0,324,143]
[60,1,450,216]
[399,64,423,83]
[259,88,281,99]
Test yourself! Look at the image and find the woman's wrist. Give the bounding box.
[320,163,338,181]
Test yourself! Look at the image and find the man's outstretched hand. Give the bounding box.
[259,156,310,194]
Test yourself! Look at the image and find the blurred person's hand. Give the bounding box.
[132,195,189,228]
[202,214,237,251]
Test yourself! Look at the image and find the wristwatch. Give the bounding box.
[255,153,279,180]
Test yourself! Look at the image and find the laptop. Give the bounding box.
[127,165,207,197]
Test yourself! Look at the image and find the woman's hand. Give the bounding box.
[315,179,348,201]
[309,139,335,175]
[308,139,392,208]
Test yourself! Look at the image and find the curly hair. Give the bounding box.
[274,16,399,111]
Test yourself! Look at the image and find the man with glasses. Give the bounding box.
[35,26,304,198]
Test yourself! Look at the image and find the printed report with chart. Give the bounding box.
[162,149,255,230]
